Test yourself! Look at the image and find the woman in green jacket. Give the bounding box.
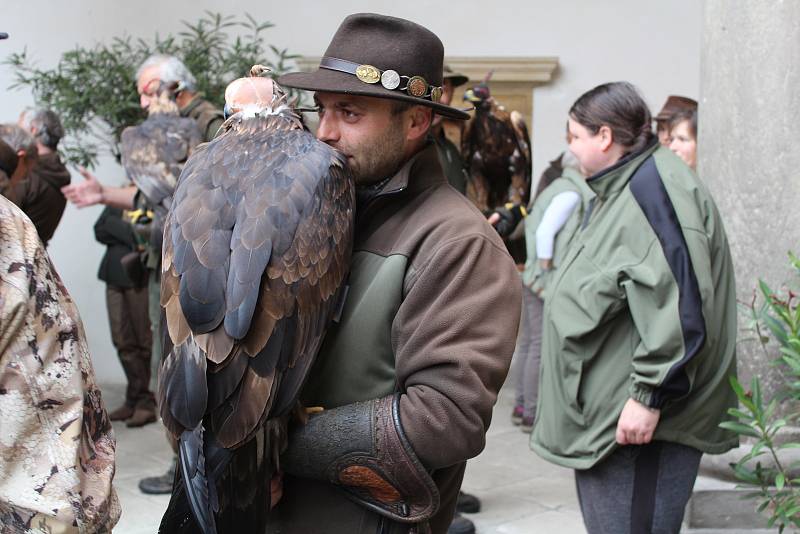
[532,82,738,533]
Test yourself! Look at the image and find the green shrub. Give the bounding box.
[4,11,297,168]
[723,253,800,532]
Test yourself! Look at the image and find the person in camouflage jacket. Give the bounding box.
[0,142,119,533]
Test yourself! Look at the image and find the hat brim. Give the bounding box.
[445,74,469,88]
[278,68,471,121]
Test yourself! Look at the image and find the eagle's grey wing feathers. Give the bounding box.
[159,87,353,533]
[120,114,202,210]
[160,115,354,449]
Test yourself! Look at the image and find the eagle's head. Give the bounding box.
[222,65,302,133]
[147,83,180,115]
[463,83,492,110]
[224,68,276,119]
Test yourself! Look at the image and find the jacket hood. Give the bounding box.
[33,153,71,189]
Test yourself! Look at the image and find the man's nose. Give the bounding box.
[315,115,338,144]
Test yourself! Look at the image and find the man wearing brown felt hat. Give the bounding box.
[273,13,521,534]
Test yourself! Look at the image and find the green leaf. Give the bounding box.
[4,12,295,167]
[720,421,762,438]
[777,472,786,490]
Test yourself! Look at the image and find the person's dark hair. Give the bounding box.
[569,82,655,155]
[669,108,697,140]
[20,108,65,150]
[391,100,414,116]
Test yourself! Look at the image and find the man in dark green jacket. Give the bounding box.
[94,206,153,426]
[274,14,521,534]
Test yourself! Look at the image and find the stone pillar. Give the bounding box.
[699,0,800,398]
[688,5,800,528]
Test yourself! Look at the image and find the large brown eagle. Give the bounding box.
[461,77,532,213]
[158,68,355,534]
[120,92,203,250]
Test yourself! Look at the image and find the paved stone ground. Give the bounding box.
[103,379,587,534]
[460,386,586,533]
[104,378,784,534]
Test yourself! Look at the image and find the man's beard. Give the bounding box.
[344,124,407,185]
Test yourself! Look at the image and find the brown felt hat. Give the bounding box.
[443,65,468,88]
[278,13,470,120]
[655,95,698,122]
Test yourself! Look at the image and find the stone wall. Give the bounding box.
[700,0,800,393]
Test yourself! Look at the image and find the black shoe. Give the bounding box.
[456,491,481,514]
[448,513,476,534]
[520,415,535,434]
[138,463,175,495]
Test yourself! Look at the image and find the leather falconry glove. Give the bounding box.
[281,394,440,524]
[492,202,526,238]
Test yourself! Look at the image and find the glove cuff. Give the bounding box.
[283,394,439,523]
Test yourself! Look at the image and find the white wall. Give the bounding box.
[0,0,701,383]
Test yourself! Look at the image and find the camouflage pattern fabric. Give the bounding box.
[0,196,120,533]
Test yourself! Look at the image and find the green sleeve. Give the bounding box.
[621,241,701,408]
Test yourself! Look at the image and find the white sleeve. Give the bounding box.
[535,191,581,259]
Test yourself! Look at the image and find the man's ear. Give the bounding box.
[598,125,614,152]
[405,106,433,143]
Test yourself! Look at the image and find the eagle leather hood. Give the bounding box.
[532,143,738,470]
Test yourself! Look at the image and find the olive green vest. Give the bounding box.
[522,168,588,297]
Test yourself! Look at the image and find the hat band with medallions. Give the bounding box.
[319,56,444,103]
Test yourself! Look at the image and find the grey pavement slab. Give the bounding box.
[103,378,586,534]
[106,377,776,533]
[461,386,585,534]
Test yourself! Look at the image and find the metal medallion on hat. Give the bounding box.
[356,64,381,84]
[430,86,443,103]
[407,76,428,98]
[380,69,401,90]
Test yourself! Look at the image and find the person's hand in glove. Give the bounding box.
[487,203,526,238]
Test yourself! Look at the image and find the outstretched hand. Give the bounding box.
[62,166,103,208]
[615,397,660,445]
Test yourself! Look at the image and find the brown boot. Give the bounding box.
[108,404,135,422]
[126,407,157,428]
